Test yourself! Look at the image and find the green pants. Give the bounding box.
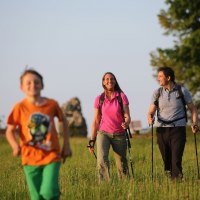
[23,162,60,200]
[96,131,129,181]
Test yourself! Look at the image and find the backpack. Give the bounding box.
[154,84,187,124]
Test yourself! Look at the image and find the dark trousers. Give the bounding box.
[156,127,186,178]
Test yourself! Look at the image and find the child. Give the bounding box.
[6,69,72,200]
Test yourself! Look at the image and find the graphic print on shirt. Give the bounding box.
[27,113,52,150]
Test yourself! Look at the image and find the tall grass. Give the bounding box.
[1,129,200,200]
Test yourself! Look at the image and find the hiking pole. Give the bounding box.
[126,127,134,177]
[193,125,200,179]
[87,139,97,159]
[151,122,154,181]
[150,114,154,181]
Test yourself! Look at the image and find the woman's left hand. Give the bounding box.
[121,122,128,129]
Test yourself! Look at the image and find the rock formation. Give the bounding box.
[61,97,88,137]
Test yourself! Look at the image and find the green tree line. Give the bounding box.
[150,0,200,109]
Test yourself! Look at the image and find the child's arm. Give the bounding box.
[6,125,21,156]
[59,117,72,163]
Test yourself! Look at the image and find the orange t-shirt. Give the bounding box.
[7,98,64,166]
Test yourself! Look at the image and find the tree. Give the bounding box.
[150,0,200,108]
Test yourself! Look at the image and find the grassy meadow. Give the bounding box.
[1,128,200,200]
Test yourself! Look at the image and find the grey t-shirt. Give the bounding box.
[151,84,192,127]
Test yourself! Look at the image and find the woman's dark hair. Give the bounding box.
[102,72,122,92]
[157,67,175,83]
[20,69,44,88]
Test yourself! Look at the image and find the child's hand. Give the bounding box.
[13,145,21,157]
[61,146,72,163]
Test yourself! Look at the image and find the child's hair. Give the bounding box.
[20,69,44,88]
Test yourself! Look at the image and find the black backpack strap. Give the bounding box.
[99,92,105,117]
[176,84,187,122]
[117,92,124,118]
[154,87,162,108]
[176,84,184,100]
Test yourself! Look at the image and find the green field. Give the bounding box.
[1,128,200,200]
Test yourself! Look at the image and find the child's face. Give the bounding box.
[21,73,43,97]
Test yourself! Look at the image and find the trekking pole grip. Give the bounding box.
[127,127,132,138]
[87,139,96,148]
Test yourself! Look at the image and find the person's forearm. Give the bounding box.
[63,124,70,145]
[191,105,198,125]
[192,111,198,125]
[91,131,97,140]
[59,118,71,147]
[91,122,99,140]
[6,129,19,150]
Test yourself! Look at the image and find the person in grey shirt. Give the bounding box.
[148,66,198,180]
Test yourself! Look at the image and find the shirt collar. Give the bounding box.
[164,83,177,92]
[104,91,119,100]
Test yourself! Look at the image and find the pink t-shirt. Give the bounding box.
[94,91,129,134]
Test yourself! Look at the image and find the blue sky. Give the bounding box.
[0,0,172,134]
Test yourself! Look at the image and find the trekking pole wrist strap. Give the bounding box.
[88,139,96,148]
[192,124,199,130]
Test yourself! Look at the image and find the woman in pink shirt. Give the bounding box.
[89,72,131,181]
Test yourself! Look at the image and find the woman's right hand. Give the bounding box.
[87,139,96,153]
